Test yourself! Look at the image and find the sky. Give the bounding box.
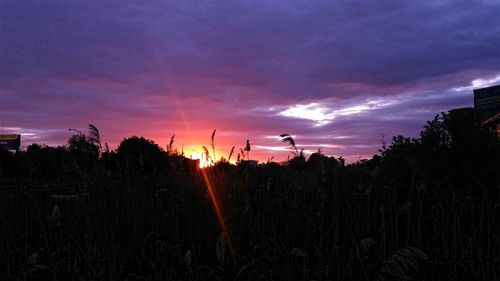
[1,0,500,163]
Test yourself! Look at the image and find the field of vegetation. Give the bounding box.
[1,111,499,281]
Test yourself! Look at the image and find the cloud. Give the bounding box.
[279,98,398,126]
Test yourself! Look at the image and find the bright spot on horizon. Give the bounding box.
[188,147,236,168]
[189,151,212,168]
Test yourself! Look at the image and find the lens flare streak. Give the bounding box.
[199,168,235,260]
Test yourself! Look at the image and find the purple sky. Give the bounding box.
[1,1,500,162]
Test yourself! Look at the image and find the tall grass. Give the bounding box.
[1,113,499,280]
[1,158,498,281]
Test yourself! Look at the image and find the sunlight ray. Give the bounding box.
[199,168,235,260]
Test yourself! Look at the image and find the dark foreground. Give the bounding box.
[1,113,499,281]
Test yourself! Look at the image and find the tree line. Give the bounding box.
[0,110,499,280]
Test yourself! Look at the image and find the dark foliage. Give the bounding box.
[0,112,499,281]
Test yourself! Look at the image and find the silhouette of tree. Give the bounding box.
[67,133,99,171]
[117,136,168,174]
[1,110,500,280]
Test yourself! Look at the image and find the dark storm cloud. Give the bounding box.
[1,0,499,161]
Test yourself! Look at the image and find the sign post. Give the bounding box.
[473,85,500,124]
[0,134,21,151]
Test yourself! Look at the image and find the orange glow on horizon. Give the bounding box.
[185,145,236,168]
[190,151,212,168]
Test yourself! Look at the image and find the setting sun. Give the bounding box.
[186,146,233,168]
[190,151,211,168]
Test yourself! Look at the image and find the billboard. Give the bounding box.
[473,85,500,124]
[0,134,21,151]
